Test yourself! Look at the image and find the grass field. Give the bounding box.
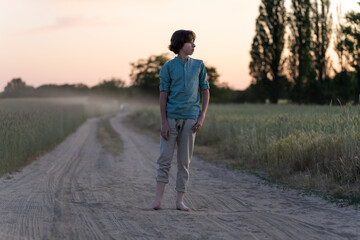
[2,98,359,205]
[0,97,121,176]
[127,103,360,205]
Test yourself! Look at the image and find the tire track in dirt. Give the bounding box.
[0,111,358,239]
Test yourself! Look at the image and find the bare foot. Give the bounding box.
[142,201,161,211]
[176,202,190,212]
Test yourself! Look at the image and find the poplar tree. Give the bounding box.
[249,20,269,102]
[288,0,314,103]
[312,0,333,83]
[334,3,346,73]
[332,3,355,104]
[342,2,360,99]
[249,0,287,103]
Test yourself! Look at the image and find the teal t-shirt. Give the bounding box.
[159,57,209,119]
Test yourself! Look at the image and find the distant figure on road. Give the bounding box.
[143,29,210,211]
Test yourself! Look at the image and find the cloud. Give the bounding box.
[27,16,82,33]
[50,16,83,29]
[27,15,114,34]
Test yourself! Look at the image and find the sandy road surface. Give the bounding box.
[0,112,359,240]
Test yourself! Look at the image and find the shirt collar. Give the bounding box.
[174,56,191,64]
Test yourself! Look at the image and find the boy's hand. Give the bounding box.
[161,122,170,141]
[192,115,205,133]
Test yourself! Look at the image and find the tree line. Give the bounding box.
[249,0,360,104]
[1,54,241,103]
[0,78,131,99]
[1,1,359,104]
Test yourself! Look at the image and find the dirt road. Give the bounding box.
[0,112,359,240]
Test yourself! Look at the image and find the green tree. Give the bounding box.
[332,3,355,104]
[312,0,332,84]
[342,2,360,100]
[4,78,26,92]
[35,84,89,98]
[93,78,125,90]
[249,28,268,102]
[288,0,315,103]
[130,53,170,95]
[2,78,34,98]
[249,0,287,103]
[205,65,219,88]
[205,65,234,102]
[130,53,227,100]
[334,3,347,73]
[91,78,125,97]
[331,71,357,104]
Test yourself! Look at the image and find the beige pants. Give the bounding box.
[156,118,197,192]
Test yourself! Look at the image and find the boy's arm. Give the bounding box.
[160,91,170,141]
[193,89,210,133]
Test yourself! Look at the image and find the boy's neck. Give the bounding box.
[177,53,189,63]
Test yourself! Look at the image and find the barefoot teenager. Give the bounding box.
[144,30,210,211]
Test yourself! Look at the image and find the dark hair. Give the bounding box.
[169,30,196,54]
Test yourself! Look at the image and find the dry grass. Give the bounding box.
[97,116,123,157]
[126,103,360,205]
[0,97,122,176]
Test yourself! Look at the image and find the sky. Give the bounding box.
[0,0,359,92]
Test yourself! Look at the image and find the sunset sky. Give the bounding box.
[0,0,358,92]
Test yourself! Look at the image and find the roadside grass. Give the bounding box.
[0,97,122,176]
[97,116,123,157]
[125,103,360,207]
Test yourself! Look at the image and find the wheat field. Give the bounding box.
[2,98,359,203]
[0,97,122,176]
[128,103,360,202]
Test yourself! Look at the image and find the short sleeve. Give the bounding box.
[159,63,170,92]
[199,61,209,90]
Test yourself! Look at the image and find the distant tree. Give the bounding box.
[92,78,125,90]
[73,83,89,90]
[90,78,126,98]
[130,53,228,100]
[2,78,34,98]
[205,65,219,88]
[331,3,354,104]
[288,0,315,103]
[249,0,287,103]
[342,2,360,100]
[331,71,357,104]
[296,0,334,104]
[244,82,266,103]
[205,65,234,102]
[249,28,268,102]
[4,78,26,92]
[130,53,170,95]
[206,65,222,99]
[311,0,332,84]
[35,83,89,97]
[334,3,347,73]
